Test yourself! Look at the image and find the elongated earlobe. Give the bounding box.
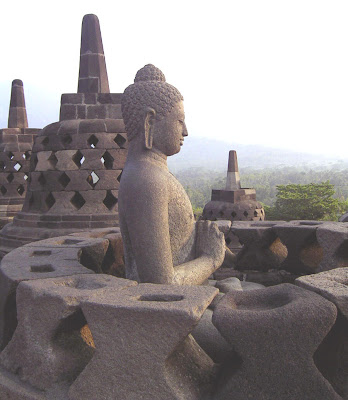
[144,108,156,150]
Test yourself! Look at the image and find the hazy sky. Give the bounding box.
[1,0,348,157]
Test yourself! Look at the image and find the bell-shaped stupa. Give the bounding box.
[0,80,40,229]
[0,15,128,257]
[203,150,265,221]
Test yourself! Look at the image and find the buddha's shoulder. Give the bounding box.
[122,160,171,187]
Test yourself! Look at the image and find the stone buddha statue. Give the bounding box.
[119,64,225,285]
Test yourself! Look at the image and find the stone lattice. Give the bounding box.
[0,15,128,257]
[0,80,40,229]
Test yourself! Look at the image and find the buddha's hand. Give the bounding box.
[196,220,225,270]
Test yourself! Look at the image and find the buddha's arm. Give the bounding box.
[173,220,225,285]
[173,256,219,285]
[124,173,225,285]
[124,177,176,284]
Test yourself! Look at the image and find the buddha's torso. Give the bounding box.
[167,170,196,265]
[119,158,196,281]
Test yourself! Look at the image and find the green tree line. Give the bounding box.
[176,166,348,220]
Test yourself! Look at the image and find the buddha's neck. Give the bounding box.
[126,140,168,169]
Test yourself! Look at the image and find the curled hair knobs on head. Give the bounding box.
[134,64,166,83]
[122,64,183,141]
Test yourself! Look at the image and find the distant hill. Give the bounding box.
[168,137,348,173]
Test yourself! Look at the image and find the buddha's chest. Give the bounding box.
[167,173,195,263]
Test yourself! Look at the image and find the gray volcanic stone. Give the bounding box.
[232,221,287,271]
[214,277,265,293]
[26,234,110,273]
[0,274,136,391]
[316,222,348,272]
[0,366,47,400]
[274,220,325,274]
[192,308,233,364]
[0,229,122,350]
[0,80,40,228]
[8,80,28,129]
[214,267,300,286]
[69,227,125,276]
[119,65,225,285]
[339,212,348,222]
[0,243,93,350]
[194,277,265,364]
[296,268,348,321]
[296,269,348,398]
[212,283,341,400]
[203,151,265,222]
[78,14,109,93]
[240,281,265,290]
[214,220,231,235]
[68,283,218,400]
[0,15,128,258]
[215,277,243,293]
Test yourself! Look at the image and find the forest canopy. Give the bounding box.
[176,166,348,221]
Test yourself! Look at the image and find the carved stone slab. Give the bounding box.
[69,283,218,400]
[212,283,341,400]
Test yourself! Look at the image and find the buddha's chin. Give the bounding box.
[174,146,182,155]
[166,145,182,156]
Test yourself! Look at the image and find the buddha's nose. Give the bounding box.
[183,123,188,137]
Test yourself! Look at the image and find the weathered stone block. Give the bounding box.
[0,245,93,349]
[61,93,84,105]
[212,283,341,400]
[86,105,107,119]
[0,274,136,390]
[69,283,218,400]
[59,104,77,121]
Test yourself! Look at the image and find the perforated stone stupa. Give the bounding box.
[0,15,128,257]
[0,80,40,229]
[203,150,265,221]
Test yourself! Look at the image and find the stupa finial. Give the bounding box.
[8,80,28,129]
[225,150,241,190]
[78,14,110,93]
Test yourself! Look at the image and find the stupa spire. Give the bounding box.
[78,14,110,93]
[225,150,241,190]
[8,80,28,129]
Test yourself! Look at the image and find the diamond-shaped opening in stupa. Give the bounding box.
[101,151,113,170]
[114,134,126,149]
[87,135,99,149]
[22,151,31,160]
[58,172,71,189]
[17,185,25,196]
[14,162,22,171]
[6,173,14,183]
[48,152,58,168]
[86,171,100,188]
[73,151,85,168]
[103,190,118,211]
[70,191,86,210]
[61,134,73,146]
[45,192,56,210]
[117,171,122,183]
[38,173,46,186]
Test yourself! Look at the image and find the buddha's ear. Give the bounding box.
[144,107,156,150]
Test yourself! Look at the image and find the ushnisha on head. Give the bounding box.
[121,64,188,156]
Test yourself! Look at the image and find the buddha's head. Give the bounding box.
[122,64,188,156]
